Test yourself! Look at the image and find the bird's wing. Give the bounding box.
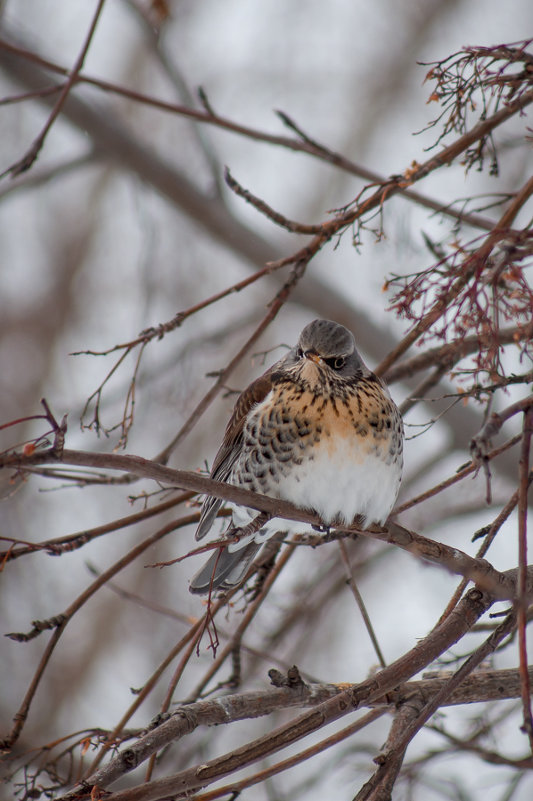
[195,368,276,541]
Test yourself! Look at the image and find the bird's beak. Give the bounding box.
[304,350,322,365]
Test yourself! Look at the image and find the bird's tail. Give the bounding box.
[188,541,261,594]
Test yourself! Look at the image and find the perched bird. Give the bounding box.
[189,319,403,594]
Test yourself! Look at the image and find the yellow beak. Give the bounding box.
[305,351,322,365]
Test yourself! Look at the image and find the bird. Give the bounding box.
[189,318,403,594]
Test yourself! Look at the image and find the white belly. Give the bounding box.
[277,436,401,526]
[228,436,401,550]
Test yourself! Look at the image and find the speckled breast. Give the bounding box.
[230,376,403,529]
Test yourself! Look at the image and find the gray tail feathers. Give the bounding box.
[189,541,262,594]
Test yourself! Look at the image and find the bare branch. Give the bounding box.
[1,0,107,178]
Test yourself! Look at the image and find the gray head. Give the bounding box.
[292,319,367,378]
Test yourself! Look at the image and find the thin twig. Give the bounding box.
[437,480,529,625]
[224,167,323,233]
[0,491,195,563]
[155,258,309,464]
[0,36,511,232]
[1,512,200,751]
[1,0,107,178]
[338,539,387,668]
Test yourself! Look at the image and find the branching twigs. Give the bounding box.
[376,175,533,377]
[141,542,293,783]
[437,478,530,626]
[1,35,530,458]
[0,397,67,461]
[385,321,533,384]
[155,258,309,464]
[71,265,288,441]
[1,511,201,751]
[79,115,533,444]
[72,255,307,451]
[470,395,533,503]
[0,36,511,232]
[396,434,522,515]
[421,41,533,161]
[185,543,296,703]
[397,362,451,417]
[386,231,533,394]
[0,0,107,179]
[5,38,529,445]
[471,395,533,462]
[24,665,533,801]
[2,434,530,765]
[94,567,314,681]
[5,56,526,455]
[0,490,194,563]
[82,581,248,778]
[71,252,296,360]
[78,339,149,441]
[224,167,323,234]
[92,667,533,800]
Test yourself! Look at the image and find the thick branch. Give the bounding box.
[67,664,532,799]
[61,587,494,799]
[1,447,527,600]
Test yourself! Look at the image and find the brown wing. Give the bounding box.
[195,368,275,540]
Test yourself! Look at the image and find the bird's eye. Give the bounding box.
[296,347,304,359]
[325,356,346,370]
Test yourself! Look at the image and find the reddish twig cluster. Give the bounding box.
[421,39,533,172]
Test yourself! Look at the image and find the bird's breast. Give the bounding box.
[232,381,403,528]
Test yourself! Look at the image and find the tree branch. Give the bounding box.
[61,586,496,799]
